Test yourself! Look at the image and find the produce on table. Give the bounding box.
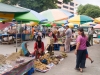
[0,54,6,64]
[34,60,48,70]
[6,53,20,61]
[61,52,67,58]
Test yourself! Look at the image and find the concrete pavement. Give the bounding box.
[0,38,100,75]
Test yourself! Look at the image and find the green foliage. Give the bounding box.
[1,0,71,12]
[77,4,100,18]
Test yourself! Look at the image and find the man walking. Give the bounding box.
[42,26,46,38]
[65,26,72,53]
[88,27,95,46]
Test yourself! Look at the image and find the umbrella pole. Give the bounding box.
[16,21,18,52]
[79,24,80,27]
[21,21,22,44]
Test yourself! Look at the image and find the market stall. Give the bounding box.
[47,37,76,52]
[0,53,34,75]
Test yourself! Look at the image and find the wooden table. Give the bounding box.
[1,57,34,75]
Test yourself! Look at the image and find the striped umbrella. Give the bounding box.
[68,15,93,24]
[41,23,51,27]
[54,20,68,24]
[94,24,100,29]
[67,23,79,28]
[40,9,73,22]
[15,10,48,22]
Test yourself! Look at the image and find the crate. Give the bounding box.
[27,67,35,75]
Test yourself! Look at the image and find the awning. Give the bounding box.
[0,22,11,30]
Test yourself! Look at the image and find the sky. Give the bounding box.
[76,0,100,6]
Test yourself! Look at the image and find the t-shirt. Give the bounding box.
[88,29,95,35]
[76,35,87,50]
[65,28,72,38]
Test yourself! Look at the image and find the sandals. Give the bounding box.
[91,60,94,63]
[79,68,83,73]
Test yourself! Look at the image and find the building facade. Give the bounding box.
[57,0,78,14]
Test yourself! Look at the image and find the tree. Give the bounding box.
[1,0,72,12]
[77,4,100,18]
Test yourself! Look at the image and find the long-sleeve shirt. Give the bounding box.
[34,42,44,52]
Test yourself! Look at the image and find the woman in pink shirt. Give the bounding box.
[75,28,87,72]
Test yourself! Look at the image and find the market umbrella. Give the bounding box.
[0,3,30,21]
[0,18,9,22]
[0,3,30,52]
[94,17,100,23]
[15,10,48,22]
[65,23,79,28]
[83,22,96,25]
[29,22,38,26]
[68,15,93,24]
[94,24,100,29]
[40,9,73,22]
[54,20,68,24]
[81,22,96,27]
[0,3,29,13]
[41,23,51,27]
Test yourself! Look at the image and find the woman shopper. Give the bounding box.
[75,28,87,72]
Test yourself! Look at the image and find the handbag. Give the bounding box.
[86,41,91,47]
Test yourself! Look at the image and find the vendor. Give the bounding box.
[32,36,44,59]
[71,30,76,40]
[18,42,31,56]
[52,32,58,42]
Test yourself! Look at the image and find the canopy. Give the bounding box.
[54,20,68,24]
[83,22,96,25]
[64,23,79,28]
[94,17,100,23]
[81,22,96,27]
[0,3,30,13]
[66,23,79,28]
[94,24,100,29]
[68,15,93,24]
[0,18,8,22]
[15,10,48,22]
[40,9,73,22]
[0,22,11,30]
[41,23,51,27]
[0,3,30,22]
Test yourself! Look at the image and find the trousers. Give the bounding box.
[65,37,71,52]
[88,35,93,45]
[76,50,86,68]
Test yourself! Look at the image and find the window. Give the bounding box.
[70,2,74,6]
[57,1,62,4]
[70,8,74,10]
[63,5,68,9]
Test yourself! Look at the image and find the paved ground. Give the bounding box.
[0,37,100,75]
